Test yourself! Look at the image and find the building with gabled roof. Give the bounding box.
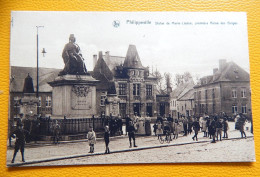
[10,66,61,120]
[177,88,195,117]
[169,79,195,118]
[92,44,158,117]
[194,59,251,118]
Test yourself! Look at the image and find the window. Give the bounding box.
[242,104,247,114]
[38,96,42,107]
[212,88,215,99]
[146,85,152,96]
[206,104,208,113]
[119,83,127,95]
[198,91,201,100]
[194,92,197,100]
[232,105,238,114]
[232,88,237,98]
[133,83,140,96]
[13,96,20,116]
[46,96,52,107]
[119,103,126,117]
[241,88,246,98]
[100,92,106,106]
[205,90,208,99]
[13,96,20,106]
[213,104,216,113]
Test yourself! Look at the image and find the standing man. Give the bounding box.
[53,120,61,144]
[239,115,247,139]
[125,115,131,136]
[104,125,110,154]
[216,118,223,141]
[128,121,137,148]
[183,116,188,136]
[210,117,217,143]
[192,118,200,141]
[223,118,229,138]
[10,122,29,163]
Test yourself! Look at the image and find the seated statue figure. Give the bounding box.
[59,34,88,76]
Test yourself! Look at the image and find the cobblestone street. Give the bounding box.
[38,136,255,166]
[6,122,255,166]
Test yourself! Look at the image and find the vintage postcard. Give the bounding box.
[7,11,255,166]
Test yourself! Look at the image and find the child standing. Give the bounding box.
[104,125,110,154]
[87,127,96,153]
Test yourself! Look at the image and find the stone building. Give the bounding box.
[169,80,194,118]
[194,59,252,118]
[177,88,194,117]
[92,45,158,118]
[10,66,60,121]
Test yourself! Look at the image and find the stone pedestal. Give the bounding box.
[105,96,120,117]
[48,75,99,118]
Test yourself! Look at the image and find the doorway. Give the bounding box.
[133,103,140,116]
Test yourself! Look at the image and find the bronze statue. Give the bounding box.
[59,34,88,76]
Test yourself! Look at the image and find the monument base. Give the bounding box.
[48,74,99,118]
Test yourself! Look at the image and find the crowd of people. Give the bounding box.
[152,112,249,143]
[9,112,251,163]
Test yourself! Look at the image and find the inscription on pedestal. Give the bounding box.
[71,85,92,110]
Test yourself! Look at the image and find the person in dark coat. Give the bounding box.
[125,115,131,135]
[210,117,217,143]
[223,118,229,138]
[104,125,110,154]
[53,120,61,144]
[192,118,200,141]
[183,117,188,136]
[128,121,137,148]
[215,118,223,141]
[10,123,29,163]
[187,117,193,134]
[206,117,211,137]
[153,123,158,136]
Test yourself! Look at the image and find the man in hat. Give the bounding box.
[10,122,29,163]
[59,34,87,76]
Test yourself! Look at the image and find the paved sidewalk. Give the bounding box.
[6,122,253,167]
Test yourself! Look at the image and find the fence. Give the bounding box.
[23,117,106,137]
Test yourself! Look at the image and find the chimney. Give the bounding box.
[105,51,110,60]
[219,59,227,72]
[105,51,110,65]
[93,54,97,70]
[98,51,103,59]
[213,68,218,74]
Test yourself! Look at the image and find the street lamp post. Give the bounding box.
[36,26,45,116]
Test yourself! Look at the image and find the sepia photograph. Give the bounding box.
[7,11,255,167]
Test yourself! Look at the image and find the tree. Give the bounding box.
[154,69,164,94]
[174,72,193,86]
[164,72,172,93]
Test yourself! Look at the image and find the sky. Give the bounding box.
[10,11,250,79]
